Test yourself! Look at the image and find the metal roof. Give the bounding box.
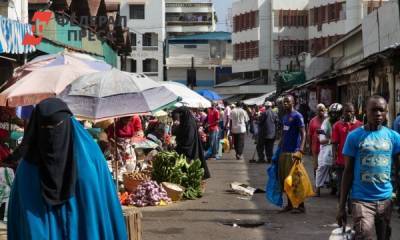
[214,78,258,87]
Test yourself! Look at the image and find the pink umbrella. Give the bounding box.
[0,64,97,107]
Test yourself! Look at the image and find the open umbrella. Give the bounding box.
[1,51,111,92]
[162,82,211,108]
[15,51,111,77]
[0,64,97,107]
[195,89,222,101]
[58,69,180,122]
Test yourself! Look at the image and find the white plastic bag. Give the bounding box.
[318,144,333,166]
[329,226,355,240]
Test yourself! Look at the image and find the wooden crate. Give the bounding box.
[122,206,142,240]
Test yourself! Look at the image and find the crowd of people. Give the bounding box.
[0,94,400,239]
[190,94,400,240]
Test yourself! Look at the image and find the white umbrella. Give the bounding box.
[59,69,180,122]
[162,81,211,108]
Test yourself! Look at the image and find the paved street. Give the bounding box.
[142,136,400,240]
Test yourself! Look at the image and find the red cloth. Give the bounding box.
[131,115,143,132]
[0,129,8,139]
[107,116,143,139]
[207,108,220,132]
[0,144,10,161]
[332,119,363,166]
[308,116,324,155]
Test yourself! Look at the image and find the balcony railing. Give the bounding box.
[166,3,212,8]
[166,20,212,26]
[166,57,232,67]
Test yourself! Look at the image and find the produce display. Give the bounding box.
[181,159,204,199]
[152,151,204,200]
[128,180,171,207]
[124,171,151,181]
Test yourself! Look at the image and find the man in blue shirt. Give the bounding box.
[278,95,306,213]
[337,95,400,240]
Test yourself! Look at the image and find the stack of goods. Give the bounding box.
[123,171,151,193]
[151,151,204,200]
[128,181,171,207]
[118,151,205,208]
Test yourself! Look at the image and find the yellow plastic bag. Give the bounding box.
[284,160,315,208]
[223,137,230,152]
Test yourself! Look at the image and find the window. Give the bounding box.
[277,40,309,57]
[130,33,136,46]
[129,4,145,19]
[130,59,137,73]
[143,33,158,47]
[143,59,158,72]
[233,41,259,60]
[233,11,259,33]
[278,10,308,27]
[310,2,346,26]
[310,35,343,55]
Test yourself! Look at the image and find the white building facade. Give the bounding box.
[166,32,232,88]
[231,0,267,82]
[120,0,166,82]
[165,0,216,37]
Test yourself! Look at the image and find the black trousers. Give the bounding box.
[232,133,245,156]
[257,138,275,161]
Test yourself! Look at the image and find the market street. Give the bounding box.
[141,136,400,240]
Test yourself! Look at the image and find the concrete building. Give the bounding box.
[165,0,216,37]
[231,0,389,84]
[120,0,166,81]
[166,31,232,88]
[308,0,388,55]
[231,0,267,82]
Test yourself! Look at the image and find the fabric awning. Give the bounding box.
[0,16,35,54]
[243,90,276,106]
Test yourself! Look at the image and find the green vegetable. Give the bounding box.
[151,151,204,200]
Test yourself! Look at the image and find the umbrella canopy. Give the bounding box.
[195,89,222,101]
[0,64,97,107]
[17,51,111,74]
[59,69,180,122]
[0,51,111,93]
[162,82,211,108]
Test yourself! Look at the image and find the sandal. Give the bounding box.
[278,205,293,213]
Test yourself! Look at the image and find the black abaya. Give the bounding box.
[172,107,210,179]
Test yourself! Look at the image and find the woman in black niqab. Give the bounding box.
[172,107,210,179]
[21,98,76,206]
